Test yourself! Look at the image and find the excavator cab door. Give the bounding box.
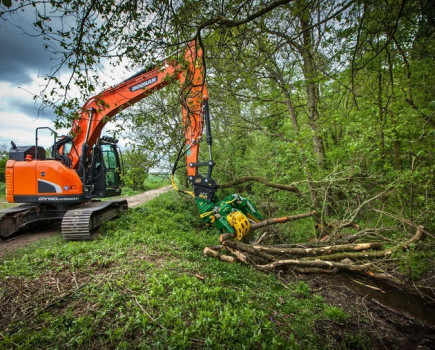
[101,143,122,195]
[91,138,122,197]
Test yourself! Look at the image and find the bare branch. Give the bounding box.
[219,176,301,194]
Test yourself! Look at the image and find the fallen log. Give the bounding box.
[303,225,425,261]
[226,247,249,264]
[203,247,235,263]
[256,259,371,272]
[364,272,405,286]
[302,250,390,261]
[219,233,234,243]
[402,225,425,248]
[224,240,276,262]
[218,227,424,264]
[250,242,383,256]
[293,267,339,274]
[206,222,426,289]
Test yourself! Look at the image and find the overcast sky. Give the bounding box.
[0,10,133,150]
[0,10,63,149]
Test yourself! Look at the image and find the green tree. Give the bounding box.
[0,144,8,182]
[121,148,150,191]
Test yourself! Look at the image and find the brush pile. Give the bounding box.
[204,211,428,287]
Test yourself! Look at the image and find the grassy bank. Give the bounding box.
[0,192,367,349]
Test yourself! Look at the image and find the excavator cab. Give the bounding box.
[90,136,122,198]
[51,134,123,199]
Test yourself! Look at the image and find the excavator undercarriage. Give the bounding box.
[0,199,127,240]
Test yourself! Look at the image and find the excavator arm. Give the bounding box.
[68,43,205,174]
[63,41,218,202]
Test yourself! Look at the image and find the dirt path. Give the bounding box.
[0,186,172,260]
[125,186,172,208]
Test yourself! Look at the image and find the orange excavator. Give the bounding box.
[0,41,261,240]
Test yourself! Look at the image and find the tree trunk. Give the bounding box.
[269,64,321,212]
[377,69,385,157]
[298,6,326,169]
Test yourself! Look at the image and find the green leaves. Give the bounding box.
[120,148,150,191]
[1,0,11,8]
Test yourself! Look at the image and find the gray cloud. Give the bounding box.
[13,99,56,120]
[0,15,54,84]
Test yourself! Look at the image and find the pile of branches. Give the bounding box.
[204,211,428,287]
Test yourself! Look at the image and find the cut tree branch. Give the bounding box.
[250,242,383,256]
[256,259,371,272]
[203,247,235,263]
[250,211,317,230]
[224,240,277,262]
[206,224,426,289]
[304,225,425,261]
[219,176,301,194]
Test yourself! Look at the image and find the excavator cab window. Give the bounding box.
[101,143,122,196]
[63,142,72,155]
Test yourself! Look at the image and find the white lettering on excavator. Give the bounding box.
[38,197,80,201]
[129,76,158,92]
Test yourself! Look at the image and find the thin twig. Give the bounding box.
[373,209,434,238]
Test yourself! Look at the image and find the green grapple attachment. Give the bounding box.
[179,100,262,240]
[196,194,262,240]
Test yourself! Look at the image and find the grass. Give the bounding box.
[0,182,16,209]
[0,192,359,349]
[143,174,171,191]
[119,175,171,197]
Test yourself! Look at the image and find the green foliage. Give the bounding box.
[0,182,5,205]
[399,248,434,280]
[0,0,11,8]
[1,0,432,231]
[143,174,171,191]
[0,145,7,183]
[121,148,150,191]
[324,306,347,323]
[0,192,366,349]
[119,174,169,196]
[294,281,311,298]
[0,159,5,181]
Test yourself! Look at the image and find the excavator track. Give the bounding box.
[0,204,66,240]
[61,199,128,240]
[0,199,128,240]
